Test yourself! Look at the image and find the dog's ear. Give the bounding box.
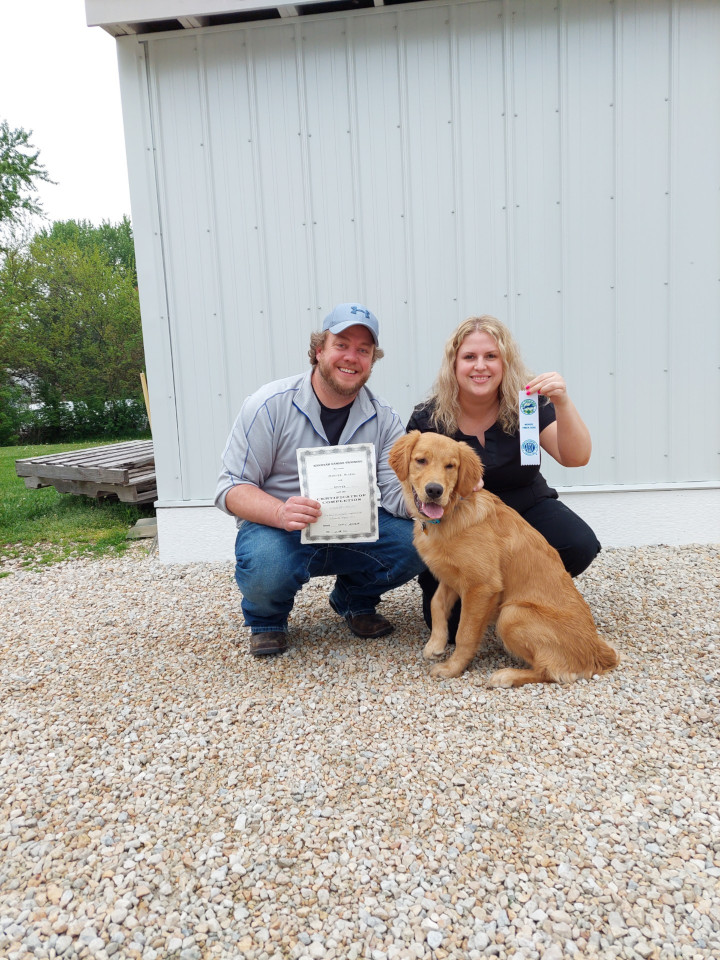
[456,441,483,498]
[388,431,419,482]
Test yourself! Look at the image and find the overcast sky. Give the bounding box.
[2,1,132,227]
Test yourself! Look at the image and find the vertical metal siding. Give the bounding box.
[349,13,412,381]
[504,0,564,367]
[667,0,720,482]
[203,30,272,413]
[559,0,617,487]
[116,39,185,503]
[613,0,672,485]
[401,3,458,388]
[133,0,720,501]
[452,2,508,316]
[302,18,359,315]
[146,35,229,499]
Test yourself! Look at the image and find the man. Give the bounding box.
[215,302,424,657]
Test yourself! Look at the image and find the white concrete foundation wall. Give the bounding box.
[156,487,720,564]
[156,503,237,563]
[557,487,719,550]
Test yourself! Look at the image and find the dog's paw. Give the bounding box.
[422,638,448,660]
[430,661,464,679]
[487,668,517,688]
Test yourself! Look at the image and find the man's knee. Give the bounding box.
[377,512,425,579]
[235,524,303,593]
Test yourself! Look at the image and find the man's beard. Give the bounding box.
[316,357,371,398]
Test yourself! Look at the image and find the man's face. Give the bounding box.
[314,325,375,400]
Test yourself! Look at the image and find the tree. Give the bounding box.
[0,236,35,443]
[0,120,53,232]
[42,216,136,282]
[0,219,146,442]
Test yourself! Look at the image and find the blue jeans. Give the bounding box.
[234,508,425,633]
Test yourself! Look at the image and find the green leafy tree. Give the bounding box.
[0,238,35,442]
[42,216,136,281]
[0,219,146,442]
[0,121,53,440]
[0,120,53,232]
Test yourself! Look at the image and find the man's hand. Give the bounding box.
[225,485,322,530]
[275,496,322,531]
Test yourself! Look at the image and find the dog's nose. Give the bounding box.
[424,482,443,501]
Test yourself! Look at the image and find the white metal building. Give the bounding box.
[87,0,720,562]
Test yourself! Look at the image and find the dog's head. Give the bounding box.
[388,431,483,522]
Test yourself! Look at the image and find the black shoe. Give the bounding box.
[249,632,288,657]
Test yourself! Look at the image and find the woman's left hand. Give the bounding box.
[525,372,569,406]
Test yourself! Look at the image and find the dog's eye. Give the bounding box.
[415,457,427,465]
[445,463,455,470]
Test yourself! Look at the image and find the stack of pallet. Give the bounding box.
[15,440,156,504]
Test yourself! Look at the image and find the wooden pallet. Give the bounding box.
[15,440,157,504]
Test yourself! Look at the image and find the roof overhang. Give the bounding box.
[85,0,392,36]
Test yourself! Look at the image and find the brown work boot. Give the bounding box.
[249,632,288,657]
[329,596,394,639]
[343,612,394,639]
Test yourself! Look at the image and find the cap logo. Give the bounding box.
[350,306,371,320]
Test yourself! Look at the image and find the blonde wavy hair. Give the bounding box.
[429,315,533,435]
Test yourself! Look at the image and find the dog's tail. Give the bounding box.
[592,640,620,673]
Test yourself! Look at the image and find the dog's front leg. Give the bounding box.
[432,589,499,678]
[423,582,458,660]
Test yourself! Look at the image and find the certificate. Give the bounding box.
[297,443,379,544]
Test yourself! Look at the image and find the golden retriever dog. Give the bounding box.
[389,431,619,686]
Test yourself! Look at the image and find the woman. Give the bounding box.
[407,315,601,633]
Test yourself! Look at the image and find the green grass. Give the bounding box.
[0,441,155,570]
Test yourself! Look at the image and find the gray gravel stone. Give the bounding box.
[1,544,719,959]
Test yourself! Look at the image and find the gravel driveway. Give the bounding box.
[1,544,719,960]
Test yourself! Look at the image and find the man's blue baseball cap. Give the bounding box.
[322,303,379,346]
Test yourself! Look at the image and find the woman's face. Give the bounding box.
[454,330,504,406]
